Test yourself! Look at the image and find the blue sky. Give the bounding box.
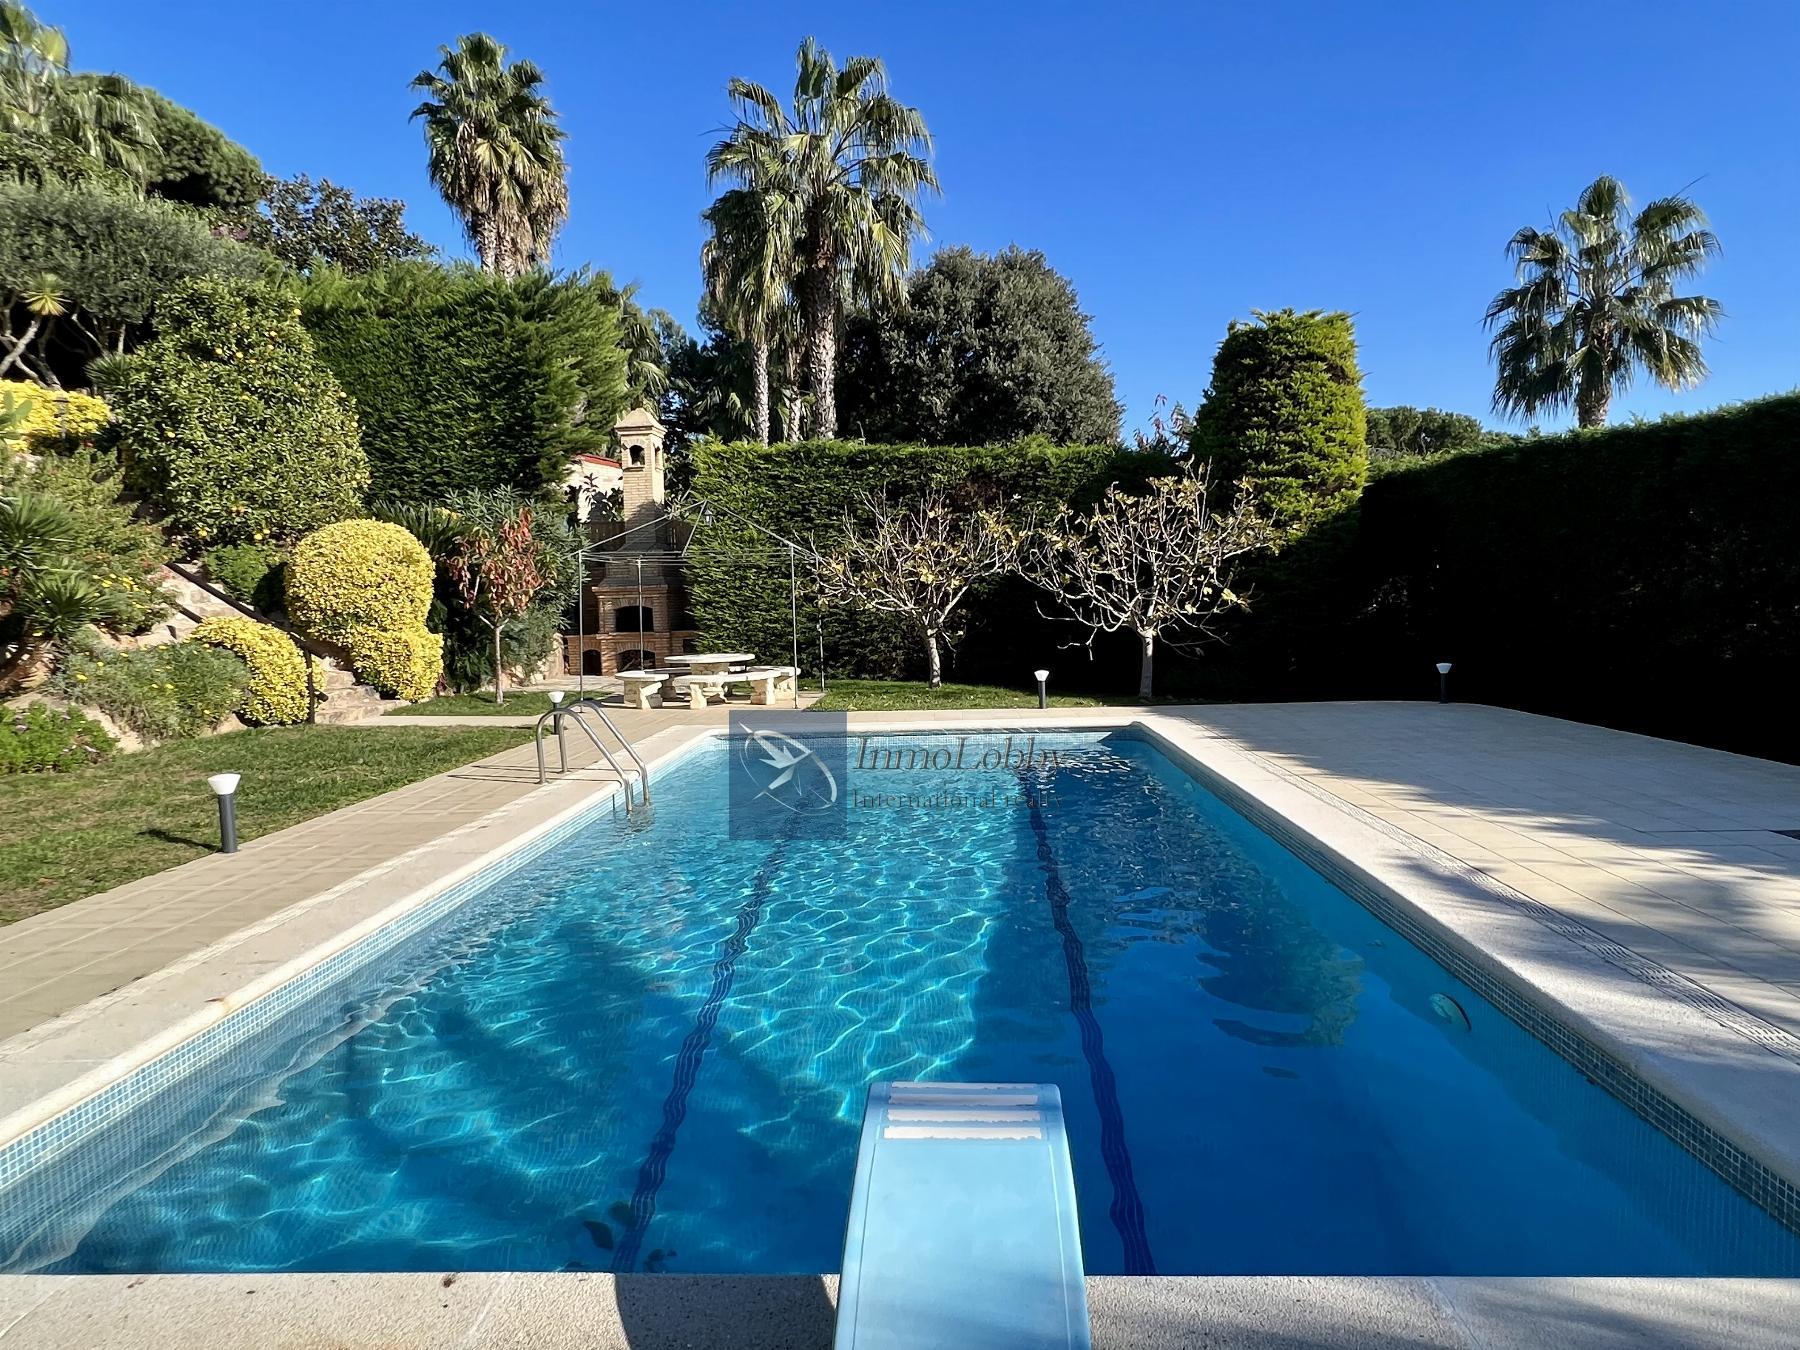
[63,0,1800,436]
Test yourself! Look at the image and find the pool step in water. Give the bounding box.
[835,1082,1091,1350]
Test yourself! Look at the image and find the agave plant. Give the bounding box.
[0,489,122,692]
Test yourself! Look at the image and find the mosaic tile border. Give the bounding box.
[1130,725,1800,1238]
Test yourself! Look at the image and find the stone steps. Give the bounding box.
[129,566,400,725]
[311,682,406,725]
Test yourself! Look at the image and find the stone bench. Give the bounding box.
[670,672,733,710]
[617,671,668,710]
[743,665,799,705]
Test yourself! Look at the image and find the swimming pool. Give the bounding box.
[4,729,1798,1276]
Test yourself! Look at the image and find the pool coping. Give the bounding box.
[1126,714,1800,1224]
[0,709,1797,1257]
[1,1271,1798,1347]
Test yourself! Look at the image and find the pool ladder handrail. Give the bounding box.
[533,697,652,811]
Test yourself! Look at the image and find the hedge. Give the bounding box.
[190,616,311,725]
[687,439,1166,681]
[299,265,630,501]
[286,519,434,645]
[1181,393,1800,762]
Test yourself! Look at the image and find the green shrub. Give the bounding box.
[190,616,311,725]
[104,279,368,546]
[1189,308,1368,529]
[285,519,433,644]
[299,265,629,500]
[51,633,249,743]
[131,83,265,212]
[837,245,1123,446]
[0,442,172,633]
[346,623,442,700]
[0,702,112,773]
[0,178,262,383]
[688,440,1164,681]
[203,541,286,611]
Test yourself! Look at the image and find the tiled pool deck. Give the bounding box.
[2,700,1798,1346]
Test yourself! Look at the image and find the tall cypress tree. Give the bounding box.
[1189,309,1368,530]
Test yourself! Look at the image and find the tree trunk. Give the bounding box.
[0,316,41,378]
[753,335,771,446]
[1576,320,1609,427]
[476,214,500,276]
[925,631,942,689]
[1137,631,1155,701]
[800,230,837,440]
[491,623,506,706]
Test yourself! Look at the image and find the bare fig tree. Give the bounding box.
[1019,470,1272,699]
[814,490,1016,689]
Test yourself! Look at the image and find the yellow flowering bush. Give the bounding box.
[285,519,434,645]
[346,623,443,701]
[190,616,310,725]
[1,381,110,453]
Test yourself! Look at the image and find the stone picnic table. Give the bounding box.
[664,652,757,676]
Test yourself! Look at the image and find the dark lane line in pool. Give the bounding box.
[1018,768,1158,1275]
[611,820,797,1273]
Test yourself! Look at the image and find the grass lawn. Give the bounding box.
[809,679,1127,712]
[384,690,561,717]
[0,724,531,924]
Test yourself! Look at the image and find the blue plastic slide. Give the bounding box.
[834,1082,1092,1350]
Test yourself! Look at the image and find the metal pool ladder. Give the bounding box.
[533,698,651,812]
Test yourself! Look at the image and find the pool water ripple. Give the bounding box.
[7,731,1800,1277]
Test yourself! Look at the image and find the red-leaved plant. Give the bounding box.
[447,504,545,706]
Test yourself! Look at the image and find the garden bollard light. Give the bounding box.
[1035,668,1050,710]
[1436,662,1452,704]
[208,773,240,854]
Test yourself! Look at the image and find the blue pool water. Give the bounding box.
[7,730,1800,1276]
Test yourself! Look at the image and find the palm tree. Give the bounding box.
[707,37,936,440]
[1486,175,1722,428]
[410,33,568,279]
[0,1,154,180]
[701,188,795,444]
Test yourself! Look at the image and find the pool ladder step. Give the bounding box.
[836,1082,1091,1350]
[533,698,651,811]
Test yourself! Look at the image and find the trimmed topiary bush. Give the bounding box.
[51,632,249,744]
[346,623,442,700]
[1,381,110,453]
[1188,308,1368,529]
[0,702,113,773]
[190,616,310,725]
[285,519,433,645]
[103,279,368,547]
